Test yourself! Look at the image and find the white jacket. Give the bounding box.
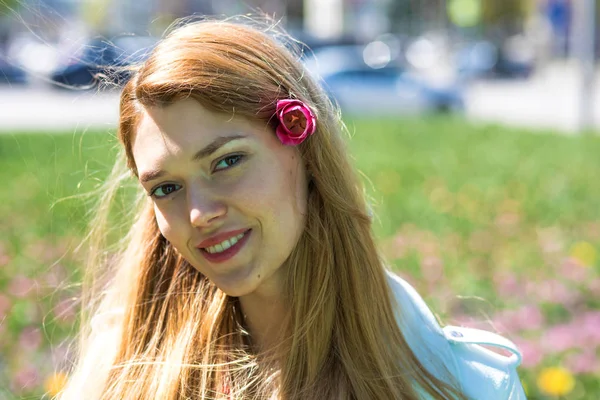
[387,270,527,399]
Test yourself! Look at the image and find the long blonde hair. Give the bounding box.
[60,18,466,400]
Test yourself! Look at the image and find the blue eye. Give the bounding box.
[151,183,182,198]
[214,154,244,171]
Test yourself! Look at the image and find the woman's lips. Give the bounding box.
[197,228,249,248]
[198,229,251,264]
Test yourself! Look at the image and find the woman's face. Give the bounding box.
[132,99,308,297]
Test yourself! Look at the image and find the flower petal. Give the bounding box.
[275,99,316,146]
[276,125,306,146]
[276,99,302,112]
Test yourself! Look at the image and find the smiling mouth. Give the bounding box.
[203,231,247,254]
[199,229,252,263]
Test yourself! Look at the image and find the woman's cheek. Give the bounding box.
[227,171,267,208]
[154,204,177,242]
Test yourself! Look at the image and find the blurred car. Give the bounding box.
[456,38,534,81]
[304,45,464,115]
[284,29,359,59]
[51,35,157,89]
[0,54,27,84]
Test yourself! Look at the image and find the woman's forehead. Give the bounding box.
[138,100,250,141]
[131,99,265,169]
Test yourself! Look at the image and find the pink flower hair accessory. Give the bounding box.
[275,99,316,146]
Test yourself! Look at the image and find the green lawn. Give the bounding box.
[1,117,599,399]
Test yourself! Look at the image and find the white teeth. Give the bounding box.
[204,232,246,254]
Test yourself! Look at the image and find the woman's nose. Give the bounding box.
[188,190,227,228]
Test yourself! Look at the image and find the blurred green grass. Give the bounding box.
[0,132,119,239]
[1,116,599,398]
[346,116,600,236]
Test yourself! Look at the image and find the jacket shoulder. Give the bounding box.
[442,325,527,399]
[386,270,527,399]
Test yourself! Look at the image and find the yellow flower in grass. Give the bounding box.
[570,241,596,266]
[45,371,68,397]
[537,367,575,397]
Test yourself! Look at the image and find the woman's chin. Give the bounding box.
[208,267,261,298]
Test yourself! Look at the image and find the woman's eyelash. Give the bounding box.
[213,154,245,172]
[150,183,182,199]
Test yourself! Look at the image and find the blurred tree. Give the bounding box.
[480,0,530,38]
[389,0,441,33]
[0,0,20,15]
[286,0,304,28]
[0,0,20,47]
[447,0,482,28]
[81,0,111,32]
[481,0,528,24]
[389,0,417,26]
[388,0,530,34]
[482,0,528,35]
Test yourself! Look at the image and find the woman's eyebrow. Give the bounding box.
[191,134,247,161]
[139,169,165,184]
[139,134,247,184]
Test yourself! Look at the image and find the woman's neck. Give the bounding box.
[238,289,287,354]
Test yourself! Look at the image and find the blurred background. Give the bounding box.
[1,0,599,399]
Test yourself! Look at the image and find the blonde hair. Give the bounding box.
[60,18,466,400]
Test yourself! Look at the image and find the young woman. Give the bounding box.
[59,19,526,399]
